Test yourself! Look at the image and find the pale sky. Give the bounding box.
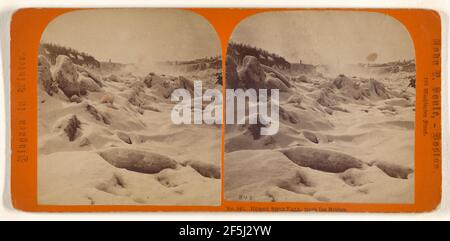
[231,11,415,66]
[40,9,221,64]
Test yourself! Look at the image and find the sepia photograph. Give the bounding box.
[224,11,416,203]
[37,9,222,205]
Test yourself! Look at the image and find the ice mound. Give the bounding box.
[38,55,58,96]
[233,55,292,91]
[79,74,102,92]
[143,73,195,98]
[98,148,178,174]
[317,75,394,109]
[52,55,82,97]
[280,146,364,173]
[237,56,267,89]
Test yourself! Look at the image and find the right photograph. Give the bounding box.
[224,11,416,203]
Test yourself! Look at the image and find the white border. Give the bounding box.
[0,0,448,221]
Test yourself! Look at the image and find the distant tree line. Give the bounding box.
[166,56,222,71]
[168,56,221,66]
[367,59,415,68]
[227,42,290,69]
[39,42,100,68]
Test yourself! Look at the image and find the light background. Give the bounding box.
[40,9,221,64]
[230,11,414,65]
[0,0,449,220]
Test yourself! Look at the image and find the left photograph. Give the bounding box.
[37,9,222,205]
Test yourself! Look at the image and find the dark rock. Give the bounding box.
[64,115,81,141]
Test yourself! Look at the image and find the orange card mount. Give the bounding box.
[10,8,441,212]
